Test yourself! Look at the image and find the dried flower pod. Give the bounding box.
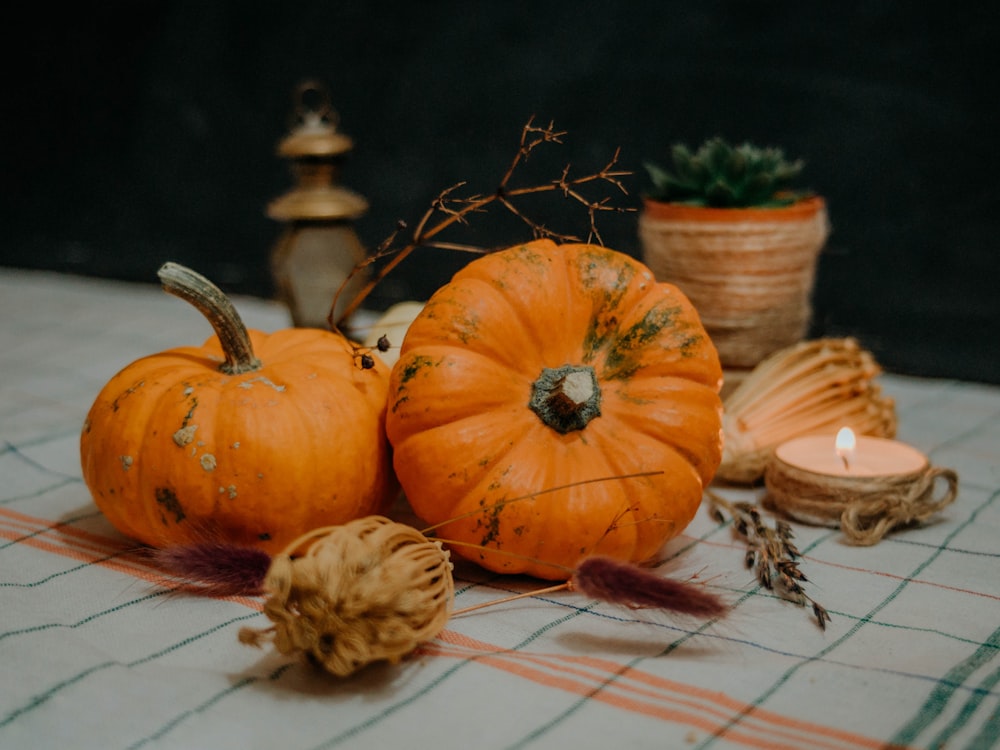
[717,337,897,484]
[239,516,453,677]
[361,300,425,367]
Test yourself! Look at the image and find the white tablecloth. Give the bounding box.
[2,267,998,750]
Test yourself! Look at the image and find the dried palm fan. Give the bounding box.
[717,337,897,484]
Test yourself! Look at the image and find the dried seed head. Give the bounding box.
[705,491,830,631]
[239,517,454,677]
[151,542,271,596]
[573,556,728,619]
[757,566,773,589]
[813,602,831,630]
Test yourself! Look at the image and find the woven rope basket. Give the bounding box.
[639,197,830,369]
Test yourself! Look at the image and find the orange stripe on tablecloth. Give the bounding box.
[0,517,261,611]
[0,503,131,541]
[426,630,892,750]
[0,508,141,554]
[2,524,175,581]
[420,641,868,750]
[797,556,1000,603]
[699,536,1000,602]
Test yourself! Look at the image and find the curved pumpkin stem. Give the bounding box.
[157,262,262,375]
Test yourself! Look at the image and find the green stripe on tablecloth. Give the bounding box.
[0,547,133,587]
[697,485,1000,750]
[1,439,81,481]
[935,660,1000,750]
[0,590,170,644]
[124,663,294,750]
[0,477,79,507]
[966,694,1000,750]
[0,612,261,729]
[891,626,1000,748]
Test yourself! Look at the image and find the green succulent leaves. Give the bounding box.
[644,137,811,208]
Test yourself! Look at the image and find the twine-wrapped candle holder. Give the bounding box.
[764,433,959,545]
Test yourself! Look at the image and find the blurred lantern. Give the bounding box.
[267,80,369,328]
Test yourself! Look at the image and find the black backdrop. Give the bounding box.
[3,2,998,383]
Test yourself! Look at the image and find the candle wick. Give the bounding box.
[840,453,850,472]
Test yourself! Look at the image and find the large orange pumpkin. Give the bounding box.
[80,263,397,554]
[386,239,723,579]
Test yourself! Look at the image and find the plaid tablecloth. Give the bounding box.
[2,267,998,750]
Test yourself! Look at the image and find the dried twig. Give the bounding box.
[707,490,831,630]
[328,117,634,330]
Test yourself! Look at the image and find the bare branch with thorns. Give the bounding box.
[327,117,634,330]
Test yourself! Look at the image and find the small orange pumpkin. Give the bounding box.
[80,263,397,554]
[386,239,723,579]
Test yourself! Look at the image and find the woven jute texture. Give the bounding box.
[639,198,830,369]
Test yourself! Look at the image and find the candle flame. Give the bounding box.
[835,427,856,471]
[835,427,856,453]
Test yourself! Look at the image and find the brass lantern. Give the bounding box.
[268,81,369,329]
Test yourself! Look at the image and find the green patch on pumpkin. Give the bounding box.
[475,492,507,548]
[678,332,704,357]
[398,355,441,385]
[450,310,481,344]
[603,305,683,379]
[578,253,640,361]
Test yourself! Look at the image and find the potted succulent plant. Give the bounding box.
[638,137,830,380]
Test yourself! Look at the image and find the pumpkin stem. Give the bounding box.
[529,364,602,433]
[157,262,263,375]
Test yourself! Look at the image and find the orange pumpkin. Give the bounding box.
[80,263,397,554]
[386,239,723,580]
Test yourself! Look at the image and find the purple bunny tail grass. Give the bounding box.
[572,556,728,619]
[151,542,272,597]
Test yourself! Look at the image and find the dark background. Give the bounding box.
[3,3,998,383]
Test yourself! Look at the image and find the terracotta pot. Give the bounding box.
[638,196,830,371]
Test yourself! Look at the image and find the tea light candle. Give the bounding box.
[777,427,928,478]
[764,428,958,545]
